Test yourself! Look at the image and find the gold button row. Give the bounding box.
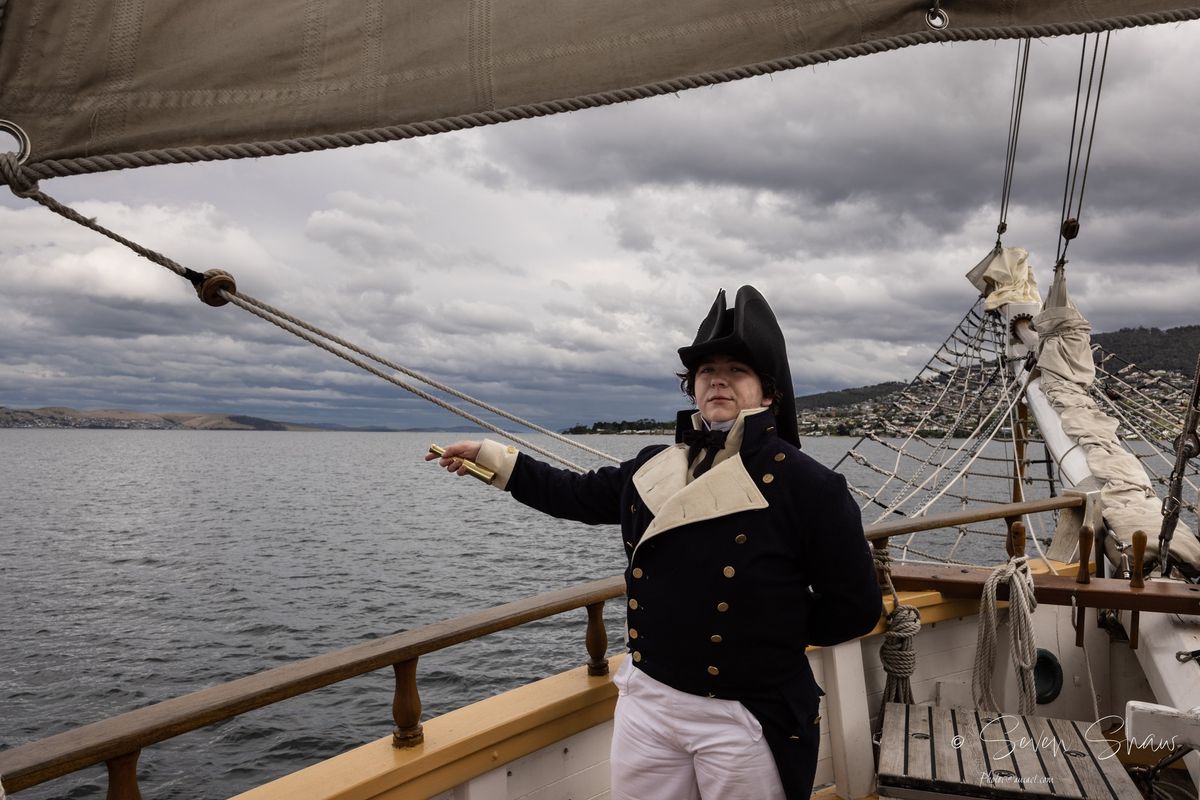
[710,634,722,643]
[633,651,642,662]
[629,628,638,639]
[629,599,638,610]
[761,473,774,484]
[774,452,786,462]
[722,566,735,578]
[735,533,747,544]
[632,567,643,578]
[707,665,720,676]
[717,601,729,612]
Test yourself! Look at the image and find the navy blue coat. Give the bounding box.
[503,409,882,797]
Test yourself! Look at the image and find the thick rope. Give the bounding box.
[7,11,1200,183]
[996,39,1031,245]
[221,291,591,471]
[1055,32,1110,266]
[231,293,619,464]
[0,154,200,282]
[972,555,1038,714]
[0,157,611,472]
[874,548,922,714]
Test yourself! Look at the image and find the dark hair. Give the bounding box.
[676,363,782,415]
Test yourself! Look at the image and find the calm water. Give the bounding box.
[0,430,1053,799]
[0,430,699,799]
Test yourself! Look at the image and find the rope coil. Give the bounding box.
[972,555,1038,714]
[874,547,923,712]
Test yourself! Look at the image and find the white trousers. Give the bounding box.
[609,659,786,800]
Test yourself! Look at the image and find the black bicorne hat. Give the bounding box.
[678,285,799,446]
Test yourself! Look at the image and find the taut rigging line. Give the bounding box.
[0,152,618,472]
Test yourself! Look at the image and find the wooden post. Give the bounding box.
[1007,520,1027,559]
[1075,525,1093,647]
[1129,530,1147,649]
[585,601,609,676]
[105,750,142,800]
[1006,402,1030,534]
[392,658,423,747]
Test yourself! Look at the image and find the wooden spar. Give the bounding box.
[864,494,1084,541]
[888,564,1200,615]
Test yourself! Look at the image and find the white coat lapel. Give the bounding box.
[631,449,768,559]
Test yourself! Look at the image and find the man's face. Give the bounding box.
[694,354,771,424]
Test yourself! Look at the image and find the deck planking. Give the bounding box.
[876,703,1141,799]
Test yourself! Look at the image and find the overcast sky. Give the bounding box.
[2,23,1198,430]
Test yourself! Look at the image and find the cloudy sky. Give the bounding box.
[2,23,1198,430]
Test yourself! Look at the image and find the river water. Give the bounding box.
[0,429,1068,798]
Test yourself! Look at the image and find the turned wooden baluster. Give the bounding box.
[106,750,142,800]
[392,658,424,747]
[585,601,609,676]
[1129,530,1147,649]
[1075,525,1093,647]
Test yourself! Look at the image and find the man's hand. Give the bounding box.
[425,440,483,476]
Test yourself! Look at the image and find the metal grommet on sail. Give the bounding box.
[925,5,949,30]
[0,119,32,165]
[196,269,237,307]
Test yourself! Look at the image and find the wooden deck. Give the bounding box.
[876,703,1140,799]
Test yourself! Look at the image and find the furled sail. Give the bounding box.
[2,1,1200,182]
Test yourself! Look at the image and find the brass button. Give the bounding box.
[774,452,786,462]
[707,665,720,676]
[710,634,723,643]
[735,533,747,544]
[632,567,644,579]
[629,628,639,639]
[633,651,642,663]
[761,473,774,484]
[629,599,638,610]
[722,566,735,578]
[717,602,729,612]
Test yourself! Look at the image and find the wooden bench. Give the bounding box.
[876,702,1140,799]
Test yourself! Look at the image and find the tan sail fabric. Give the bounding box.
[1034,283,1200,570]
[2,1,1199,177]
[965,246,1041,310]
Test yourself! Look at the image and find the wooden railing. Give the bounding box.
[0,576,625,798]
[0,493,1129,799]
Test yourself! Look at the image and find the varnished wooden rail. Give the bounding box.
[889,564,1200,614]
[0,494,1107,798]
[863,494,1084,541]
[0,575,624,798]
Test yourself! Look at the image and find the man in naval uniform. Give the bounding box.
[428,286,882,799]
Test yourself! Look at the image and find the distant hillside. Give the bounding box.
[0,407,328,430]
[795,382,907,410]
[1092,325,1200,374]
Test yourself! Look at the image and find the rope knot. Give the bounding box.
[878,602,921,710]
[0,153,39,198]
[196,269,237,307]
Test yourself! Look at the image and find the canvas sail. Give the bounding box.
[2,0,1199,181]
